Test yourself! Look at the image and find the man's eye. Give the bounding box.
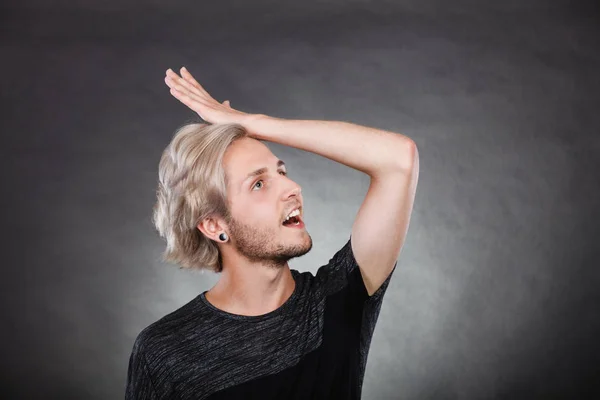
[252,171,287,190]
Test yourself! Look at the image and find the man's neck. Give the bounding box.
[206,264,296,317]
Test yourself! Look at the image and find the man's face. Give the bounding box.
[222,137,312,267]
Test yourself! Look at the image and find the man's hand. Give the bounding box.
[164,67,253,126]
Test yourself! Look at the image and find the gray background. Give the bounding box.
[1,0,599,398]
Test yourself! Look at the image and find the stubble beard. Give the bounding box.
[228,217,313,269]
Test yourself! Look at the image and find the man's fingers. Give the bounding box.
[166,68,215,104]
[180,67,201,89]
[169,87,205,116]
[165,71,196,94]
[165,74,203,104]
[180,67,212,98]
[165,67,224,122]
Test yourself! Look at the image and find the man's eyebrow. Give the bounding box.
[242,160,286,186]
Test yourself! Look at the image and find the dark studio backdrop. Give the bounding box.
[1,0,599,399]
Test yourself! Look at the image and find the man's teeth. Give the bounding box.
[284,208,300,222]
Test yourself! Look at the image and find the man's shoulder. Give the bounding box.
[132,294,203,355]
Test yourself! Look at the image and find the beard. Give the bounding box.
[227,215,313,269]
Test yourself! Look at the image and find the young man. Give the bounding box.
[125,67,419,399]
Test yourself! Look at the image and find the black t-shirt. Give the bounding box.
[126,235,396,399]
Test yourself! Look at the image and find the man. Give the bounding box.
[125,66,419,399]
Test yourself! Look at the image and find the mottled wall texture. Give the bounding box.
[1,0,598,398]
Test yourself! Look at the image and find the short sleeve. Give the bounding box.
[125,337,159,400]
[314,234,397,303]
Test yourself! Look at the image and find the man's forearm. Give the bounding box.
[243,114,416,178]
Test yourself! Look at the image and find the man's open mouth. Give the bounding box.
[282,207,302,226]
[282,215,301,226]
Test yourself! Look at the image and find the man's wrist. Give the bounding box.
[241,113,278,140]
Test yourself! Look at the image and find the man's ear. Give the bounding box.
[197,217,227,241]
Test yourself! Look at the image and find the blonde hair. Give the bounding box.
[152,122,250,273]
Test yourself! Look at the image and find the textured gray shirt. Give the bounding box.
[126,235,396,399]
